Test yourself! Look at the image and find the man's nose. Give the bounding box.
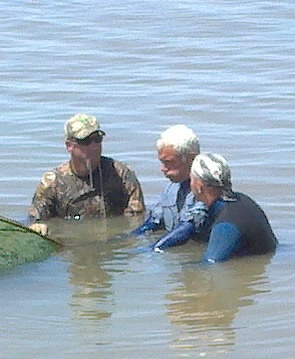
[161,163,168,173]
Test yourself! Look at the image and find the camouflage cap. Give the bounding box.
[191,153,235,200]
[64,113,105,140]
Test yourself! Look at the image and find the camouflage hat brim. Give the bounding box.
[65,113,103,140]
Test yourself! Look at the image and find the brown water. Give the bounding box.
[0,1,294,358]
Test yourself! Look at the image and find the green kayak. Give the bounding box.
[0,216,60,270]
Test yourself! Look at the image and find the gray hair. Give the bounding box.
[156,125,200,157]
[191,153,234,199]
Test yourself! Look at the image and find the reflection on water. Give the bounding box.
[47,217,141,322]
[69,242,114,321]
[166,255,272,356]
[46,215,143,246]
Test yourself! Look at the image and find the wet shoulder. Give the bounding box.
[55,162,72,176]
[233,192,260,208]
[163,182,181,196]
[160,182,180,204]
[219,191,266,222]
[102,156,138,182]
[39,162,72,188]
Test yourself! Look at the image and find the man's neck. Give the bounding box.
[70,158,100,177]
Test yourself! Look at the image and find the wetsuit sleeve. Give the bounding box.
[203,222,242,263]
[130,193,166,237]
[131,215,162,236]
[152,221,195,250]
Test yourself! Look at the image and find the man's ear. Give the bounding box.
[65,139,73,153]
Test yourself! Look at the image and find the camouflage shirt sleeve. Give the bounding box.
[117,163,145,216]
[28,170,58,222]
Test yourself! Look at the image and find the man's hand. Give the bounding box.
[29,223,48,236]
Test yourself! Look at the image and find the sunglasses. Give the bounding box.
[74,133,104,146]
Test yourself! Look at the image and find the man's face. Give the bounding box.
[158,145,191,183]
[66,132,103,166]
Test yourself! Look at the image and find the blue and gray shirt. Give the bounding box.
[132,179,207,235]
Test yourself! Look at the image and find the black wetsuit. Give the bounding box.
[152,192,278,263]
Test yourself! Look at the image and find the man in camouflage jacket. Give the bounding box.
[29,113,145,235]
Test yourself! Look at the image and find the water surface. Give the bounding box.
[0,1,294,358]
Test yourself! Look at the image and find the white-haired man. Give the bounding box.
[132,125,207,237]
